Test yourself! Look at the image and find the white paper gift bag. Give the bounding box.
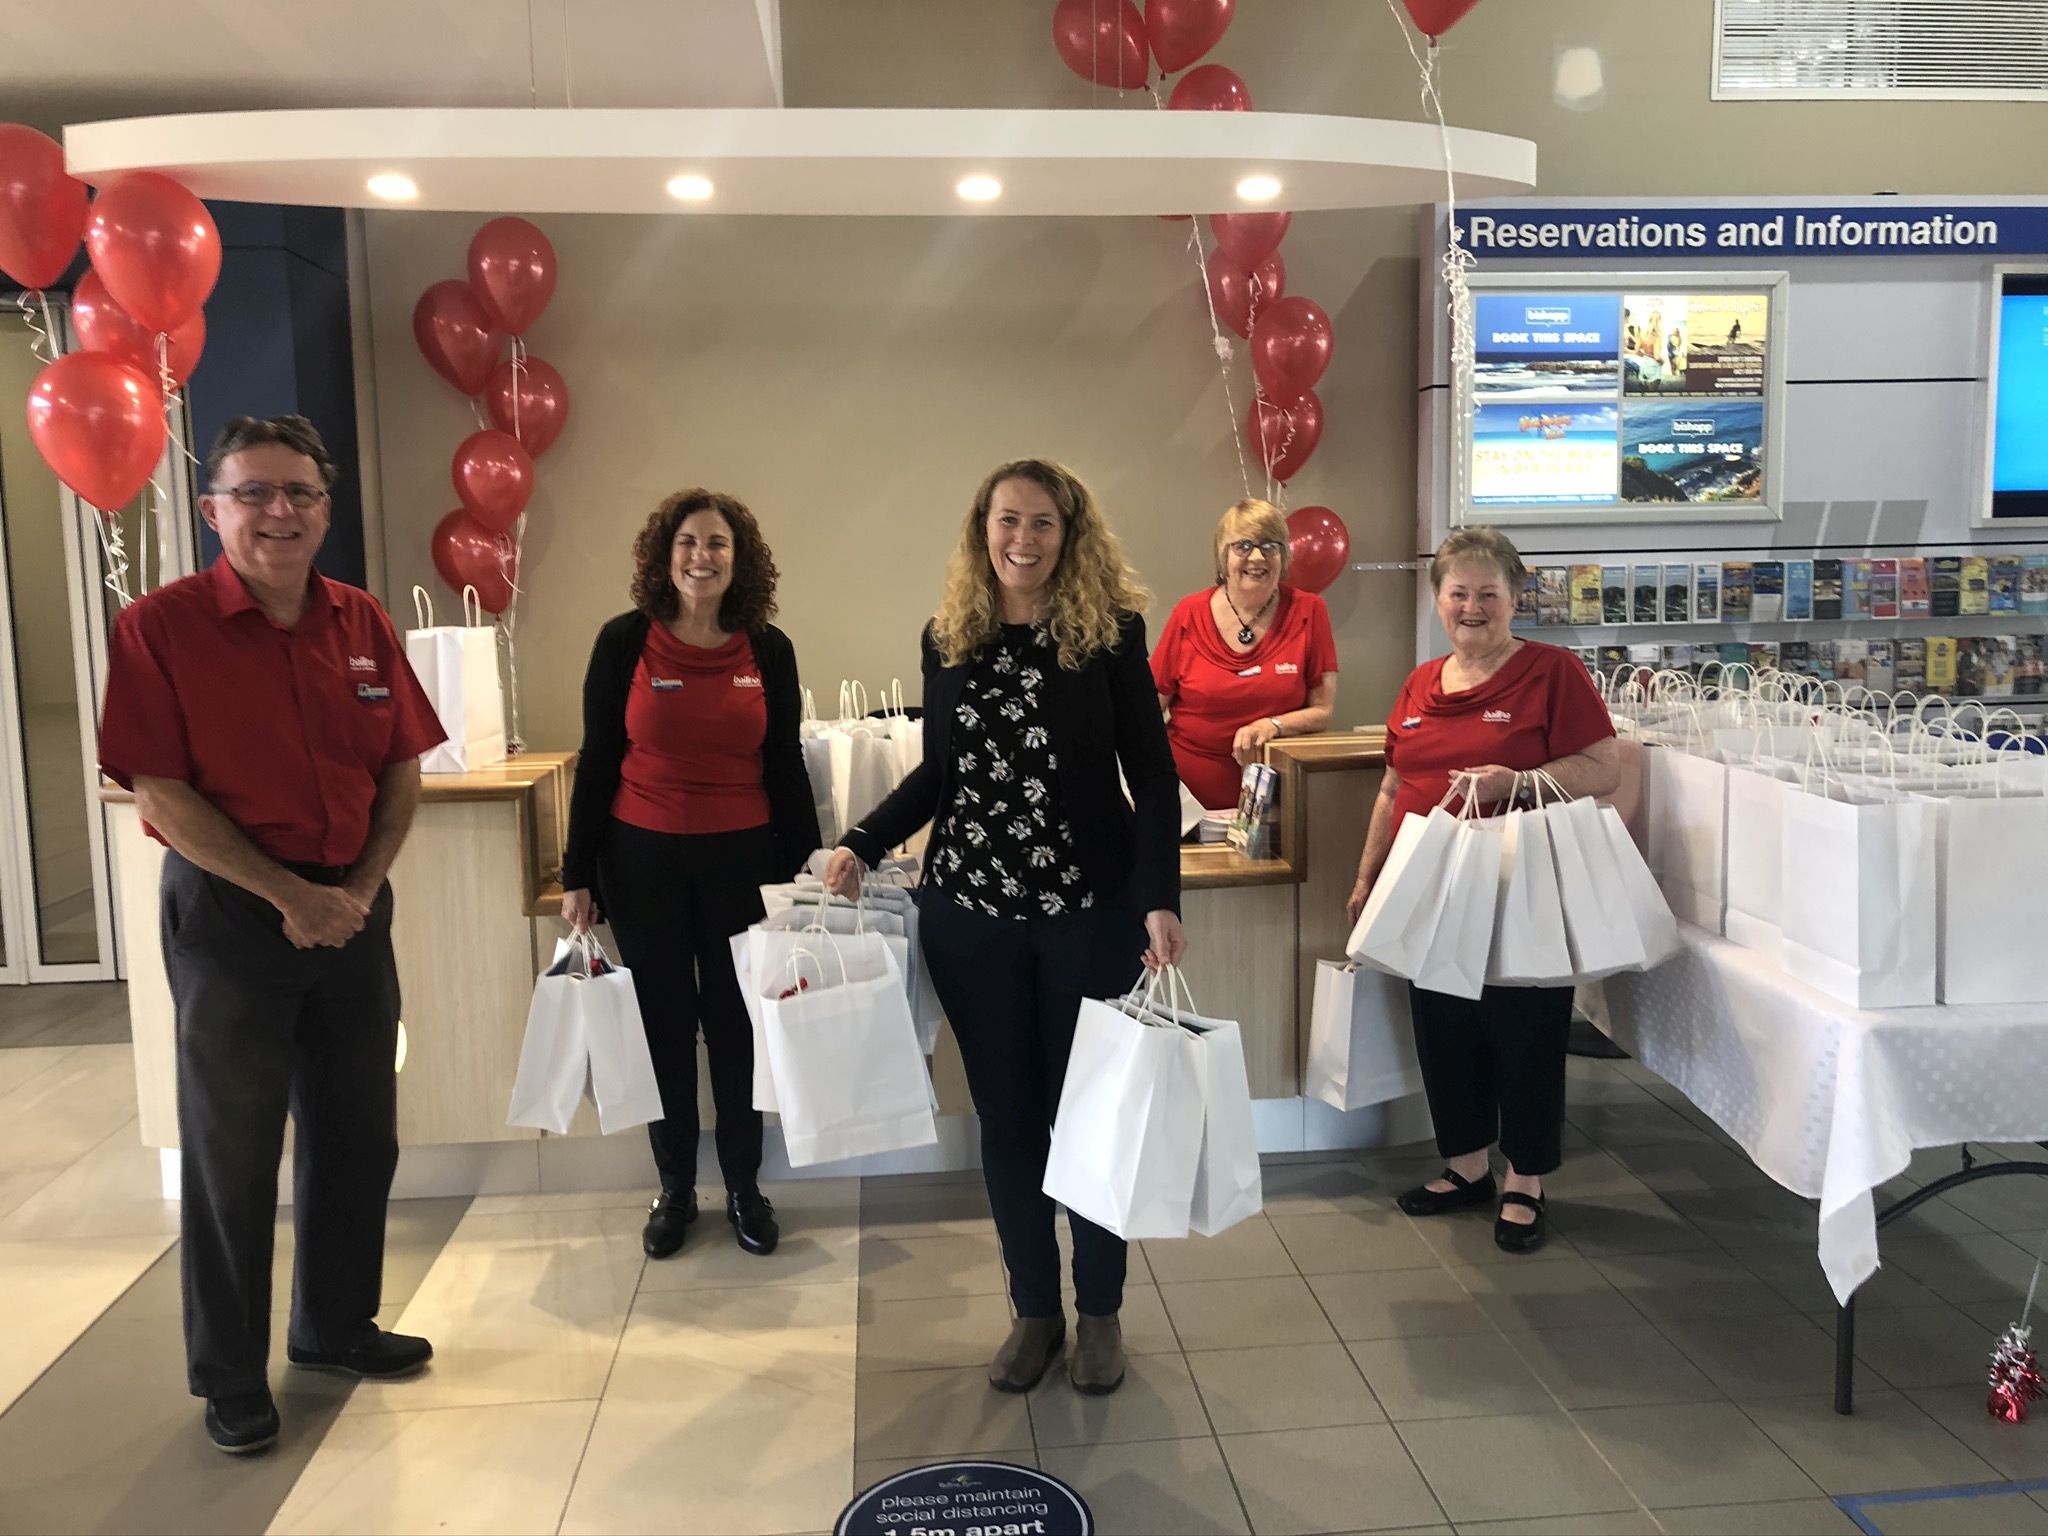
[1722,763,1799,961]
[1779,783,1938,1008]
[1646,744,1728,932]
[1304,960,1421,1111]
[509,935,663,1136]
[1412,812,1507,1000]
[757,936,937,1167]
[1544,792,1650,982]
[405,585,506,774]
[1928,791,2048,1005]
[1488,805,1574,987]
[1042,993,1204,1241]
[1598,804,1681,968]
[1346,804,1460,975]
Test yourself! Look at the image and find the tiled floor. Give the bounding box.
[6,1016,2048,1532]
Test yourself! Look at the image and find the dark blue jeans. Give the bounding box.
[919,887,1148,1318]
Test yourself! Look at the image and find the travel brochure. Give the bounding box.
[1577,636,2048,696]
[1511,552,2048,630]
[1470,289,1770,510]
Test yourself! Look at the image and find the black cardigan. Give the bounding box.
[840,612,1181,917]
[560,611,820,901]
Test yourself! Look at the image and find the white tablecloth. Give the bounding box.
[1580,925,2048,1305]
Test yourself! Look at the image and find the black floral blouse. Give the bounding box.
[927,623,1094,920]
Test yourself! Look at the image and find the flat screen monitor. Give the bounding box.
[1985,268,2048,523]
[1455,270,1789,527]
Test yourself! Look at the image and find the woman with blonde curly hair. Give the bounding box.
[560,488,820,1263]
[825,458,1184,1399]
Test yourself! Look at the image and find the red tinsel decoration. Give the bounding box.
[1988,1324,2044,1422]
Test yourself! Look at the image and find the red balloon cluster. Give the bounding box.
[1050,0,1237,89]
[1,126,221,514]
[413,217,568,613]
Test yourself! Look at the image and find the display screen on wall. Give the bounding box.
[1987,270,2048,522]
[1461,273,1786,525]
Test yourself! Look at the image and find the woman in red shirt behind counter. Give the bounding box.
[1152,499,1338,810]
[1346,527,1618,1255]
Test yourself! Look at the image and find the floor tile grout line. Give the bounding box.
[0,1227,177,1424]
[550,1219,648,1536]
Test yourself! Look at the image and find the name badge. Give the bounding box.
[356,683,390,702]
[650,677,684,692]
[1236,665,1262,678]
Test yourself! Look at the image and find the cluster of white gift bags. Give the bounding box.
[1344,774,1677,1002]
[404,585,507,772]
[801,680,923,845]
[508,934,663,1135]
[1042,967,1262,1241]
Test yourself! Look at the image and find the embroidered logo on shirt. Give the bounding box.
[650,677,683,692]
[356,683,390,702]
[1236,665,1262,678]
[1401,716,1423,729]
[1482,709,1513,723]
[732,674,764,688]
[348,655,377,671]
[1275,662,1299,675]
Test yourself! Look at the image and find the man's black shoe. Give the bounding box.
[728,1188,780,1255]
[642,1187,699,1259]
[205,1389,280,1454]
[287,1329,434,1380]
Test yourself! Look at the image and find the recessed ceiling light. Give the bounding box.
[1236,175,1282,203]
[956,174,1003,203]
[367,172,418,201]
[666,174,715,202]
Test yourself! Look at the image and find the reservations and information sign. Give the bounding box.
[1452,205,2048,258]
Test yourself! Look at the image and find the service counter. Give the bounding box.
[108,730,1422,1196]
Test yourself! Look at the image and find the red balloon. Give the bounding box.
[413,280,501,396]
[84,172,221,336]
[1146,0,1234,74]
[1284,506,1349,594]
[431,509,517,614]
[467,217,557,336]
[0,124,88,290]
[73,268,205,387]
[1209,210,1290,269]
[484,356,570,457]
[1052,0,1150,89]
[451,429,534,534]
[1207,247,1285,339]
[24,351,165,512]
[1168,63,1251,111]
[1250,294,1334,404]
[1401,0,1481,38]
[1247,390,1323,483]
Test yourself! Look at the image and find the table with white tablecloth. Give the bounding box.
[1579,924,2048,1308]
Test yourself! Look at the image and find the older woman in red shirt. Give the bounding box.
[1153,499,1338,809]
[1345,527,1618,1254]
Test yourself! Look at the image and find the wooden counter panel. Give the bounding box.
[1180,882,1297,1099]
[1295,763,1380,1083]
[110,809,178,1146]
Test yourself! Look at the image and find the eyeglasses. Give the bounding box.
[210,481,329,510]
[1227,540,1286,559]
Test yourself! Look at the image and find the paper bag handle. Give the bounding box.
[461,584,484,628]
[412,585,434,630]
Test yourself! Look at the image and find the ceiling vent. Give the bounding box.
[1715,0,2048,99]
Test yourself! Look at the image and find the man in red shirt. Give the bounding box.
[98,416,446,1454]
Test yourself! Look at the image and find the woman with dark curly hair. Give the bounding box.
[560,489,820,1260]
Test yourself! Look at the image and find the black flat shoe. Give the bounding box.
[642,1187,699,1259]
[205,1389,279,1454]
[288,1329,434,1379]
[1397,1167,1497,1217]
[1494,1191,1549,1254]
[728,1188,780,1255]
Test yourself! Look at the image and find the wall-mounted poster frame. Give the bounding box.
[1453,268,1790,528]
[1978,263,2048,528]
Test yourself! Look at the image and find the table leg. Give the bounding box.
[1834,1296,1857,1415]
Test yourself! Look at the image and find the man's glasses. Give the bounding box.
[211,482,330,510]
[1227,540,1286,558]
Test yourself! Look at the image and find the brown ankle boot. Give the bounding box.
[989,1314,1065,1393]
[1070,1312,1125,1395]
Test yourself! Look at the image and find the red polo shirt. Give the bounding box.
[1151,586,1338,809]
[612,625,771,836]
[98,557,445,866]
[1384,640,1613,827]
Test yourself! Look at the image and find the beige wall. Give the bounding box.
[364,0,2048,752]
